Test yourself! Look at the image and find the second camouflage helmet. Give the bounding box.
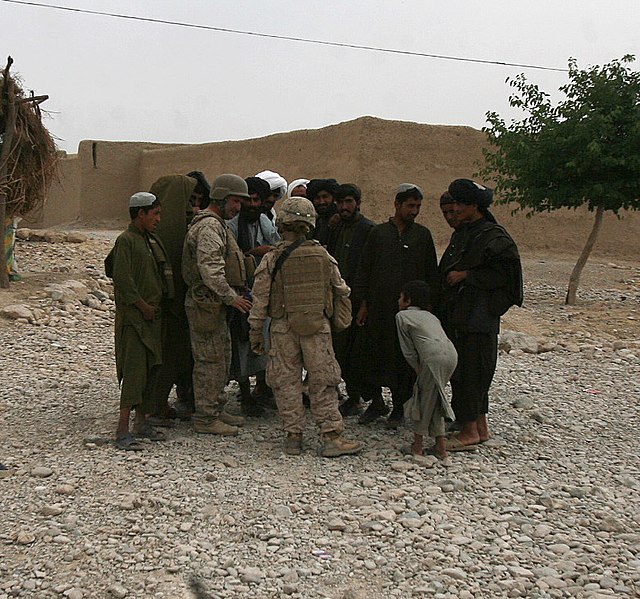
[277,197,317,227]
[210,174,250,201]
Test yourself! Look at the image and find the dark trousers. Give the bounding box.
[450,332,498,423]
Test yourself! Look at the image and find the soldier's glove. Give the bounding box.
[250,332,265,356]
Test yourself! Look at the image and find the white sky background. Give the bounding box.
[2,0,639,153]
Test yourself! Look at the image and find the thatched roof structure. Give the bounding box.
[0,71,58,218]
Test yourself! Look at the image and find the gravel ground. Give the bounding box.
[0,233,639,599]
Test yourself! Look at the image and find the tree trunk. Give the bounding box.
[0,56,16,289]
[565,205,604,305]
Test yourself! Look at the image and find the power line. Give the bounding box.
[2,0,569,73]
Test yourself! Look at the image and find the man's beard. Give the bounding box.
[241,207,261,222]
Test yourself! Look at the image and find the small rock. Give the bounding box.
[107,583,128,598]
[41,505,64,516]
[328,518,347,531]
[239,567,264,584]
[31,466,54,478]
[274,505,292,518]
[16,531,36,545]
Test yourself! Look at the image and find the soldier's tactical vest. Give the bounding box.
[183,212,246,297]
[269,241,333,335]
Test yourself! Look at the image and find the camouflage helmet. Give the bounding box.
[210,174,250,201]
[277,197,317,227]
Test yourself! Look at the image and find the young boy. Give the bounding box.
[396,280,457,459]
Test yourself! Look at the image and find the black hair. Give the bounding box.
[400,280,432,310]
[129,198,161,221]
[335,183,362,203]
[395,187,423,204]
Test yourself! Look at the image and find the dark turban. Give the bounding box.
[245,176,271,201]
[448,179,493,207]
[306,178,339,201]
[439,191,454,206]
[186,171,211,196]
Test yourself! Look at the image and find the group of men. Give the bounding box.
[107,168,522,458]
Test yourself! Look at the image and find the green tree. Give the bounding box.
[481,55,640,305]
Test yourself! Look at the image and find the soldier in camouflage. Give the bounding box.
[249,197,363,457]
[182,174,253,435]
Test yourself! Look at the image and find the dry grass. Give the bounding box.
[0,73,58,218]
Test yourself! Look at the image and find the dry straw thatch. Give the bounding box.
[0,72,58,218]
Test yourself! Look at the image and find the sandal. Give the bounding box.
[445,435,479,452]
[133,422,166,441]
[115,433,144,452]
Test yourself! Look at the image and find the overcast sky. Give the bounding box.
[2,0,639,153]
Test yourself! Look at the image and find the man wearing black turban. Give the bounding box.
[438,179,523,450]
[306,178,339,246]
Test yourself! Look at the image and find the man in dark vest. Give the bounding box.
[326,183,375,416]
[439,179,523,451]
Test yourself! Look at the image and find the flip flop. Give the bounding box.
[445,436,479,452]
[115,433,144,452]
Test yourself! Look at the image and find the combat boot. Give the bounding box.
[319,432,363,458]
[283,433,303,455]
[219,411,245,427]
[194,419,239,436]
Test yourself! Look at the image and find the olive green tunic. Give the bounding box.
[107,224,164,409]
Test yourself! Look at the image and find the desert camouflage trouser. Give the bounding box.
[186,303,230,425]
[266,319,344,435]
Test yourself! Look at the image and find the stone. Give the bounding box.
[31,466,54,478]
[41,505,64,516]
[328,518,347,531]
[239,567,264,584]
[2,304,34,321]
[513,397,534,409]
[15,227,31,240]
[16,531,36,545]
[107,583,128,598]
[274,505,292,518]
[65,232,88,243]
[499,330,540,354]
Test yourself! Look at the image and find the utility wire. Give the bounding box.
[2,0,569,73]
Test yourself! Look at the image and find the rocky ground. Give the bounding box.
[0,231,639,599]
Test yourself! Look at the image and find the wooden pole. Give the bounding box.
[0,56,16,289]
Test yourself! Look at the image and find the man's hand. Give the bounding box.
[356,301,368,326]
[446,270,468,286]
[231,295,252,313]
[328,213,341,229]
[248,245,274,258]
[135,299,156,321]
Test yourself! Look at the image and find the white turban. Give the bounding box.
[255,170,288,200]
[286,178,310,199]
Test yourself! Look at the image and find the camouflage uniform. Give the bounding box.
[249,240,349,434]
[182,211,245,426]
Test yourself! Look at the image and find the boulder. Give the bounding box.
[45,280,89,302]
[499,330,540,354]
[1,304,34,321]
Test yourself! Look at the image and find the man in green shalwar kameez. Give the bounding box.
[106,192,168,450]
